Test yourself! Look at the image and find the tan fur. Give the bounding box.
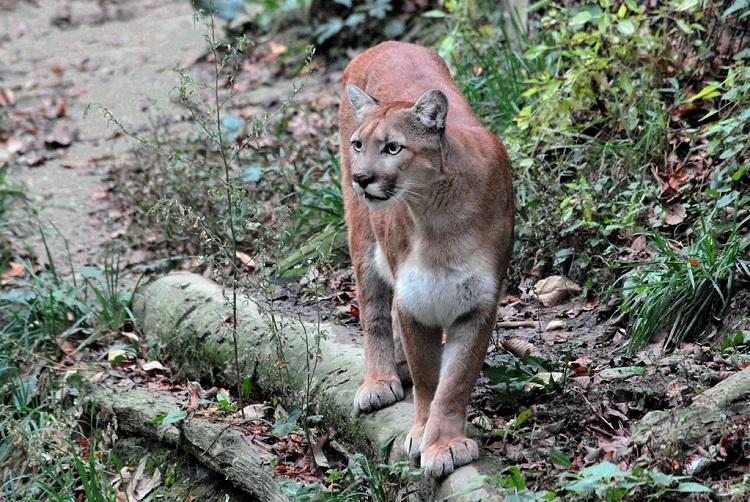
[339,41,514,478]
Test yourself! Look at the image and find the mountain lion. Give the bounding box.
[339,41,514,478]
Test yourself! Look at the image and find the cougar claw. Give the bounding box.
[421,437,479,479]
[354,378,404,414]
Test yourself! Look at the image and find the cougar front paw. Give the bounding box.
[354,378,404,414]
[421,437,479,479]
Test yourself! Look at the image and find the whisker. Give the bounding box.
[400,189,426,200]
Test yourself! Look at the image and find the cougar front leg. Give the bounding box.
[419,309,496,478]
[392,302,412,385]
[395,305,443,462]
[353,250,403,414]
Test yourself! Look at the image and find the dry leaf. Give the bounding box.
[242,403,267,419]
[60,160,88,169]
[235,251,256,270]
[44,122,79,148]
[89,371,108,383]
[0,88,16,107]
[126,457,162,501]
[56,336,75,355]
[523,372,563,391]
[545,320,566,331]
[107,349,129,361]
[502,338,541,358]
[121,331,140,342]
[142,360,165,372]
[535,276,582,307]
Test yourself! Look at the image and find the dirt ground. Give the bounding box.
[2,0,750,499]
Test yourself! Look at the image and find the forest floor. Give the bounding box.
[1,0,749,499]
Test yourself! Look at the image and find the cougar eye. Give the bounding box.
[385,142,402,155]
[352,140,362,152]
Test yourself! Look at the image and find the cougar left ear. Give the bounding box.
[412,89,448,131]
[347,84,378,123]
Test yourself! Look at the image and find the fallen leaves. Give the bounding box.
[534,275,582,307]
[122,456,162,501]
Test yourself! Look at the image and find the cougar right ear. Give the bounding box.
[412,89,448,132]
[347,84,378,123]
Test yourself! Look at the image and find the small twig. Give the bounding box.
[497,320,539,329]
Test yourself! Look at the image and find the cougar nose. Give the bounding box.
[352,172,375,188]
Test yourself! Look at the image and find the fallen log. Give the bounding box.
[86,384,287,501]
[119,271,505,501]
[628,365,750,473]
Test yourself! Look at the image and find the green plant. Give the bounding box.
[279,152,347,275]
[484,352,558,406]
[617,206,750,353]
[720,329,750,355]
[311,0,409,49]
[38,440,120,502]
[439,0,750,293]
[280,436,422,501]
[559,461,711,500]
[433,0,534,129]
[487,465,557,501]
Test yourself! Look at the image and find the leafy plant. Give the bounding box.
[484,352,559,406]
[441,0,750,293]
[617,206,750,353]
[280,436,422,501]
[311,0,409,49]
[489,465,557,501]
[39,440,120,502]
[559,461,711,500]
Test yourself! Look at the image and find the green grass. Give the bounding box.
[617,206,750,353]
[0,225,135,499]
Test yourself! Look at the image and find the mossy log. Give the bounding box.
[86,384,286,501]
[629,365,750,458]
[123,272,504,501]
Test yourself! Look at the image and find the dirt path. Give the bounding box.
[1,0,201,274]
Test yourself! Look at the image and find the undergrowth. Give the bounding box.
[0,246,134,499]
[440,0,750,296]
[437,0,750,350]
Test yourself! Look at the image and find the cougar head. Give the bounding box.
[346,84,448,209]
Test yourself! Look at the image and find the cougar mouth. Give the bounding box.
[364,191,389,201]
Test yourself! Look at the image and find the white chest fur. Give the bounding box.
[388,248,496,328]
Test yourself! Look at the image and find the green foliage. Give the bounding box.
[0,218,133,500]
[1,253,134,358]
[490,465,557,501]
[312,0,408,48]
[487,460,712,501]
[617,205,750,352]
[280,152,348,275]
[39,441,120,502]
[484,352,559,405]
[559,461,712,500]
[280,437,421,501]
[442,0,750,292]
[721,329,750,354]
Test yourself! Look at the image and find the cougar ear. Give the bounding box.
[347,84,378,123]
[412,89,448,131]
